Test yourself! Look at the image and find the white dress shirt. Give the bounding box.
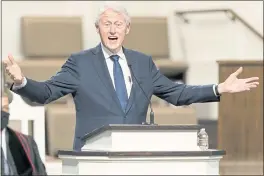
[100,43,133,97]
[1,128,7,160]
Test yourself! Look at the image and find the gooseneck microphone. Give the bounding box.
[128,65,156,125]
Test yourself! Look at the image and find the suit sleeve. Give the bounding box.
[149,57,220,106]
[11,55,80,104]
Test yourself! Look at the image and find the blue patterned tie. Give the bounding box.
[111,55,128,111]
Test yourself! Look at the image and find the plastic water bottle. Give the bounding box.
[197,128,209,150]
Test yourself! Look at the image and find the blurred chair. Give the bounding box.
[124,17,170,59]
[21,16,83,58]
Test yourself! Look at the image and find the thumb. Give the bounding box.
[233,67,243,76]
[8,54,16,65]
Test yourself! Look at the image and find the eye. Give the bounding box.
[116,23,124,27]
[103,22,111,27]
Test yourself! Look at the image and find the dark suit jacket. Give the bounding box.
[12,43,219,150]
[6,127,47,175]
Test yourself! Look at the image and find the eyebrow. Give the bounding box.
[102,20,124,23]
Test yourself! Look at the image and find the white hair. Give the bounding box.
[95,2,131,27]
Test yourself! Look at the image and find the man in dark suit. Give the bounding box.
[3,3,259,151]
[1,77,47,175]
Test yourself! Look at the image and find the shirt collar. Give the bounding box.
[101,43,125,60]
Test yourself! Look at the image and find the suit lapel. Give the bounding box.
[91,44,124,113]
[123,48,137,114]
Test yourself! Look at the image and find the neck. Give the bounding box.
[110,49,119,54]
[101,43,122,55]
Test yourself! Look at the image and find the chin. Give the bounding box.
[106,44,121,52]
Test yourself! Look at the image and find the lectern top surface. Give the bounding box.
[58,150,226,157]
[81,124,201,142]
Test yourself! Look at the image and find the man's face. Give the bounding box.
[2,96,9,112]
[96,9,130,53]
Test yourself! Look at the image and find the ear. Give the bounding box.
[125,24,130,35]
[95,24,100,34]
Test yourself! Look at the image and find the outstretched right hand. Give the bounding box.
[3,54,24,86]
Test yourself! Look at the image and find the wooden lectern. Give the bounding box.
[58,125,225,175]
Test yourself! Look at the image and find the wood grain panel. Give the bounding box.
[217,60,263,162]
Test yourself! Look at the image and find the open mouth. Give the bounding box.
[108,36,118,41]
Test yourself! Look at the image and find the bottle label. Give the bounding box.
[198,139,208,146]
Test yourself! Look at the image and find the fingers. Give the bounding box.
[3,54,16,67]
[8,54,15,65]
[3,58,12,67]
[2,54,23,84]
[245,82,259,90]
[243,77,259,83]
[5,66,12,77]
[248,84,258,88]
[248,82,259,86]
[9,74,15,80]
[233,67,243,76]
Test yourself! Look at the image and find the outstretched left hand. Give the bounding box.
[217,67,259,94]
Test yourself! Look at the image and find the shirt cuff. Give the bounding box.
[213,84,221,97]
[12,77,27,90]
[213,84,217,96]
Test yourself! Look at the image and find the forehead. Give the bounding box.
[100,9,126,22]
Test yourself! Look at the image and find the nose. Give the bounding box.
[109,25,116,34]
[109,31,116,35]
